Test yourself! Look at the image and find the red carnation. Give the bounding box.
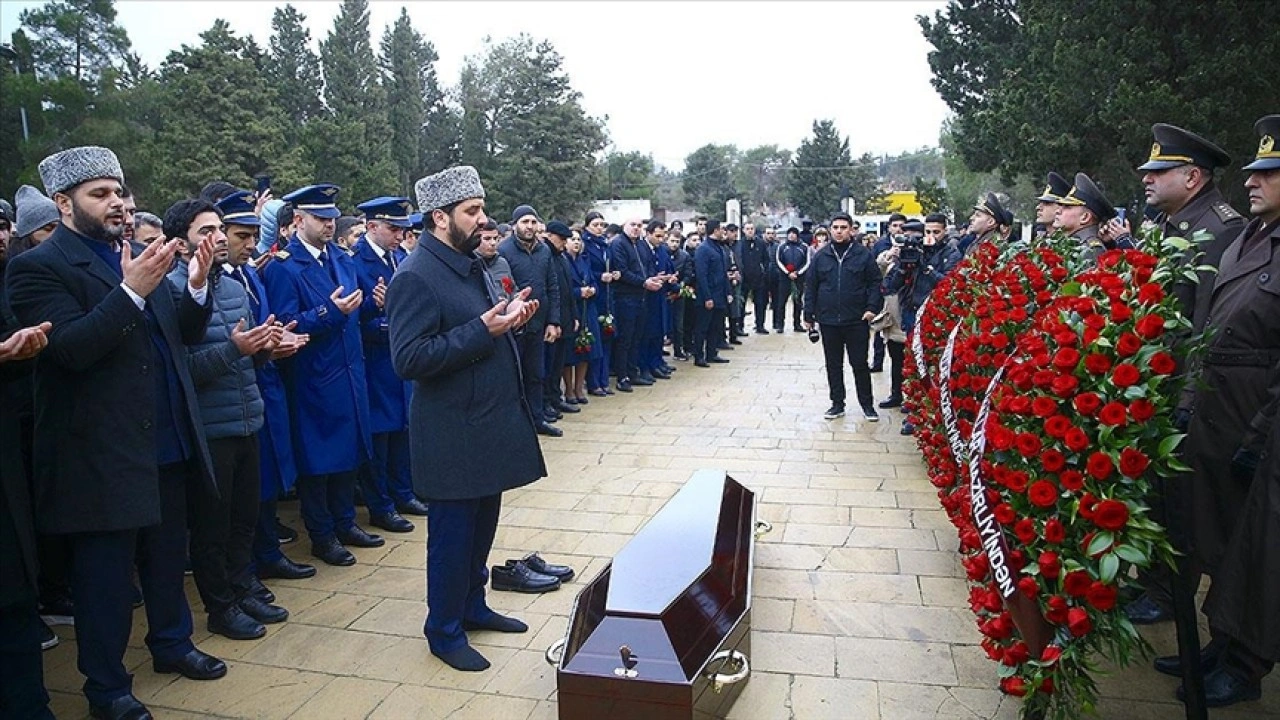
[1138,283,1165,305]
[1119,447,1150,478]
[785,263,796,273]
[1111,363,1141,388]
[1067,607,1093,637]
[1040,449,1066,473]
[1001,677,1028,697]
[1051,374,1079,398]
[1135,314,1166,340]
[994,503,1016,525]
[1044,415,1072,439]
[1039,678,1056,695]
[501,276,515,294]
[1018,575,1039,600]
[1110,302,1133,323]
[1086,452,1114,480]
[1016,432,1042,457]
[1031,397,1059,418]
[1149,352,1177,376]
[1015,518,1037,544]
[1064,570,1092,597]
[1087,581,1118,611]
[1064,427,1090,453]
[1129,399,1156,422]
[1098,402,1128,427]
[1093,499,1129,530]
[1037,550,1061,579]
[1045,595,1069,623]
[1028,480,1059,508]
[1060,470,1085,492]
[1052,347,1081,370]
[1084,353,1112,375]
[1073,392,1102,416]
[1006,470,1029,493]
[1116,332,1143,357]
[1041,644,1063,664]
[1043,518,1066,544]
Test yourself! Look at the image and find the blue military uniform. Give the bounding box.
[260,184,376,560]
[350,196,420,529]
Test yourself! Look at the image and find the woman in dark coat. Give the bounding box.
[563,230,601,403]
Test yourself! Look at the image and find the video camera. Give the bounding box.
[894,234,925,267]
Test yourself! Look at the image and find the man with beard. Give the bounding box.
[386,166,545,672]
[166,196,292,642]
[120,186,137,244]
[351,197,424,536]
[775,227,811,332]
[1118,124,1244,627]
[1055,174,1115,263]
[5,146,225,719]
[692,220,731,367]
[261,184,381,568]
[499,205,563,435]
[610,218,663,391]
[761,226,780,329]
[805,212,884,421]
[1034,172,1071,240]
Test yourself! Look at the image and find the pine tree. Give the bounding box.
[18,0,130,84]
[682,144,739,217]
[265,4,324,134]
[379,8,437,194]
[788,120,852,219]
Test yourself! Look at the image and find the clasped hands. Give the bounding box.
[483,287,539,337]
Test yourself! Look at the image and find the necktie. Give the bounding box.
[320,249,338,285]
[236,266,259,314]
[386,250,397,274]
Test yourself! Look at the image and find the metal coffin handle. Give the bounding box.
[754,519,772,538]
[545,638,566,667]
[704,649,750,693]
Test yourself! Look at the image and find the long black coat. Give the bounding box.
[1184,219,1280,574]
[4,224,215,534]
[1,274,39,603]
[386,233,545,501]
[498,235,561,334]
[1162,184,1245,335]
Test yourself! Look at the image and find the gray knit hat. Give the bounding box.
[14,185,61,237]
[414,166,485,213]
[38,145,125,197]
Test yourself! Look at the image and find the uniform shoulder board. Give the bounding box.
[273,250,290,260]
[1213,203,1243,222]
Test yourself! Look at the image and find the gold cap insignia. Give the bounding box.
[1261,135,1275,155]
[321,187,338,197]
[1150,142,1161,159]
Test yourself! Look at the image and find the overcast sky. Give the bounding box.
[1,0,951,169]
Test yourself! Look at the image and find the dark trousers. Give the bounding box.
[1221,636,1275,682]
[886,339,905,400]
[669,298,686,354]
[692,304,726,362]
[36,533,71,607]
[681,300,697,354]
[70,462,195,707]
[252,498,284,566]
[515,330,547,421]
[0,596,54,719]
[774,277,803,329]
[821,322,874,409]
[190,436,260,614]
[872,333,886,368]
[611,294,644,381]
[363,430,413,516]
[749,279,769,330]
[424,493,502,654]
[543,336,569,409]
[297,470,357,545]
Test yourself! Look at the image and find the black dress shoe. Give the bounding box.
[258,555,317,580]
[660,364,676,373]
[1124,594,1173,625]
[633,374,655,386]
[536,423,564,437]
[153,648,228,680]
[717,343,733,351]
[756,328,770,334]
[490,561,561,593]
[89,694,152,720]
[869,364,884,373]
[1178,666,1262,707]
[311,539,356,566]
[695,360,710,367]
[396,497,429,516]
[1155,642,1222,677]
[878,397,903,409]
[542,412,560,424]
[207,605,266,640]
[245,575,275,603]
[276,520,298,544]
[240,595,289,624]
[589,388,609,397]
[463,612,529,633]
[337,525,385,548]
[792,325,804,332]
[370,511,414,533]
[514,552,575,582]
[729,339,743,345]
[615,381,633,393]
[555,400,581,414]
[651,369,671,380]
[709,357,730,364]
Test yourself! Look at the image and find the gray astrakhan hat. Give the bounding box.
[38,145,125,197]
[415,166,485,213]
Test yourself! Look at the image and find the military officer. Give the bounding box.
[963,192,1013,256]
[1034,172,1071,240]
[1175,115,1280,708]
[1055,173,1116,263]
[1119,124,1245,627]
[260,184,382,568]
[350,196,427,535]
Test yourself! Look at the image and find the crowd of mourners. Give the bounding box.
[1,113,1279,718]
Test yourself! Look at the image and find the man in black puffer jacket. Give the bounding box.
[803,212,883,422]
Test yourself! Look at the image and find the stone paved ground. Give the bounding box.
[43,329,1280,719]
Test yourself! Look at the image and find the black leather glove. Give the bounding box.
[1173,408,1191,433]
[1231,447,1260,482]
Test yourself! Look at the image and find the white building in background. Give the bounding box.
[589,199,652,224]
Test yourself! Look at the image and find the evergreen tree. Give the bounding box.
[682,144,739,218]
[18,0,130,84]
[788,120,854,219]
[592,151,655,201]
[734,145,792,213]
[379,8,443,194]
[265,4,324,133]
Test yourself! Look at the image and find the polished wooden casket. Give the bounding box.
[546,470,759,720]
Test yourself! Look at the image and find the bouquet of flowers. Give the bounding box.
[574,328,596,355]
[678,284,696,300]
[599,313,616,338]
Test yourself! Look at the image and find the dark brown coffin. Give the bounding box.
[551,470,758,720]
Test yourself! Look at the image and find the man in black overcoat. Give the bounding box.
[386,166,545,673]
[4,146,225,720]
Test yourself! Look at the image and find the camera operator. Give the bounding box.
[880,216,961,433]
[802,212,883,421]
